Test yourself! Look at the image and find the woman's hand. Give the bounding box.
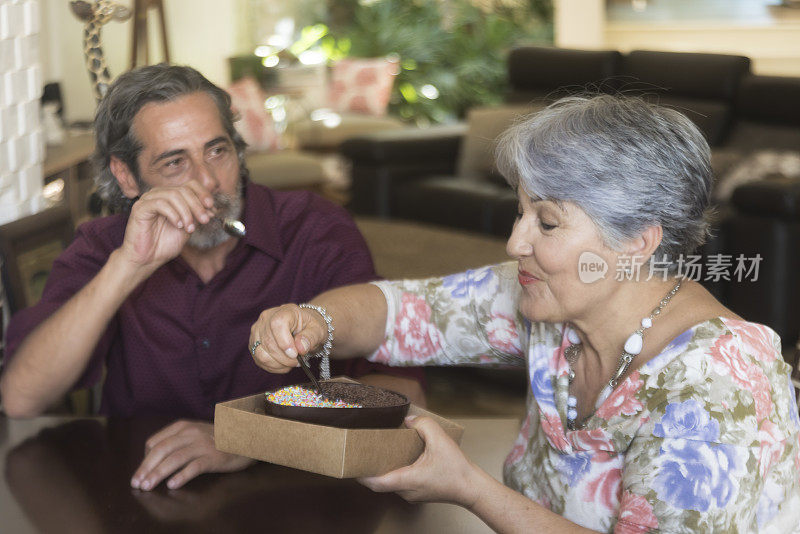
[358,415,482,506]
[131,420,254,491]
[249,304,329,373]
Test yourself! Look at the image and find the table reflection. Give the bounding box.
[4,417,413,533]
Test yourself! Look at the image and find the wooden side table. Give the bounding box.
[0,132,94,313]
[1,133,97,413]
[44,132,95,227]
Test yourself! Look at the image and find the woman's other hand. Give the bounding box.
[249,304,328,373]
[358,415,482,507]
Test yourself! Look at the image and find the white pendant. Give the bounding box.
[624,332,643,355]
[641,317,653,329]
[597,386,613,406]
[567,328,581,344]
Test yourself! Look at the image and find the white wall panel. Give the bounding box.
[0,0,43,225]
[22,0,40,36]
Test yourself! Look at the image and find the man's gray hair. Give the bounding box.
[496,94,712,270]
[93,64,248,212]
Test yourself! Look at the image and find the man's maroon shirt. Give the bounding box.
[4,182,421,419]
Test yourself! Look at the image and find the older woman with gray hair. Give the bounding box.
[250,95,800,532]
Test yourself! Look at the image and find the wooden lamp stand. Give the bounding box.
[130,0,170,68]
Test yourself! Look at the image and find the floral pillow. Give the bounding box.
[227,77,280,152]
[329,57,399,116]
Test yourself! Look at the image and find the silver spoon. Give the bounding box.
[222,218,246,238]
[297,354,334,401]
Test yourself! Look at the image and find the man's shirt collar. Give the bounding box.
[241,180,284,262]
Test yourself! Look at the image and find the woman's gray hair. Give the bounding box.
[495,94,712,271]
[93,64,248,212]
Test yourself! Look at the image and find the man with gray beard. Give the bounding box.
[0,65,424,491]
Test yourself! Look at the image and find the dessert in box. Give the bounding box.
[214,380,463,479]
[264,382,411,429]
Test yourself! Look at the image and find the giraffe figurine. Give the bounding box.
[70,0,131,103]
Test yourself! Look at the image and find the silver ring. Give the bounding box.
[249,340,261,356]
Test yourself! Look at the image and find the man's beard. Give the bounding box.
[187,181,244,250]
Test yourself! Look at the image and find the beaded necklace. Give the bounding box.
[564,279,682,431]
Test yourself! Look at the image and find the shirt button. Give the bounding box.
[200,339,210,349]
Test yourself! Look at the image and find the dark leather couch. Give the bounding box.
[344,47,756,235]
[341,46,800,349]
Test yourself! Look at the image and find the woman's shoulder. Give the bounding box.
[685,316,783,372]
[640,316,799,443]
[718,317,782,356]
[645,316,782,373]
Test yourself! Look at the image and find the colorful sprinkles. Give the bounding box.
[266,386,362,408]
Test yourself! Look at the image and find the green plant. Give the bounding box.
[315,0,554,125]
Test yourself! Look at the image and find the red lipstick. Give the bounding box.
[518,269,540,286]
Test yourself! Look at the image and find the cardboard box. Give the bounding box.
[214,391,464,479]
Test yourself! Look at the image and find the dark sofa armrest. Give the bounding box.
[721,178,800,347]
[341,124,468,217]
[731,177,800,219]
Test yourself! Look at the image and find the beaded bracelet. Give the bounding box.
[298,303,334,380]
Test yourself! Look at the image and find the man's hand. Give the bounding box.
[131,420,253,491]
[120,182,217,271]
[358,415,482,506]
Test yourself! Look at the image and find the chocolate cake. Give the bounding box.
[264,381,411,429]
[320,382,407,408]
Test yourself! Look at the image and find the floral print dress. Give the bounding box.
[369,262,800,533]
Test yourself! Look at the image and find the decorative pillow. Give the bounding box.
[456,104,543,182]
[329,57,399,116]
[227,77,280,152]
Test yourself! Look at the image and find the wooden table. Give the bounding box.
[0,416,520,533]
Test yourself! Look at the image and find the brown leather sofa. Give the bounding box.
[341,46,800,348]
